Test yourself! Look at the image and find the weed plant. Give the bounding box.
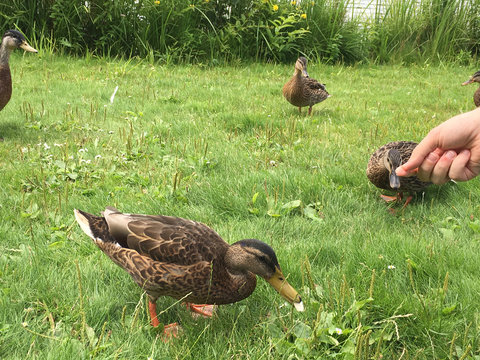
[1,53,480,358]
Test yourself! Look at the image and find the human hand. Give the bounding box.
[396,108,480,184]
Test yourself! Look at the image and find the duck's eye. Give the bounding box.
[278,277,284,281]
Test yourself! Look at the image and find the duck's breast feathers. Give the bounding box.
[103,208,228,265]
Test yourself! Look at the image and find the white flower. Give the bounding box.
[69,156,74,160]
[78,148,88,153]
[95,155,102,160]
[334,328,342,335]
[54,143,64,147]
[21,147,28,153]
[269,160,276,166]
[109,130,114,134]
[43,143,50,150]
[387,265,396,270]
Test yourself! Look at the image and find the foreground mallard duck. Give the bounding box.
[367,141,431,206]
[0,30,37,112]
[283,56,330,115]
[74,207,304,335]
[462,70,480,107]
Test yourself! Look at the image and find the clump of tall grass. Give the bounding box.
[369,0,478,63]
[0,0,478,63]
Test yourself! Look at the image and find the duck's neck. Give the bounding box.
[0,42,12,65]
[294,68,303,79]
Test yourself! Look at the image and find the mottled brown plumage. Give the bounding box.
[0,30,37,112]
[74,207,303,327]
[367,141,431,194]
[283,57,330,115]
[462,70,480,107]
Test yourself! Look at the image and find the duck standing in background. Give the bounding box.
[462,70,480,107]
[0,30,37,112]
[283,56,330,115]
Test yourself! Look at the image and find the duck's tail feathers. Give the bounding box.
[74,209,115,244]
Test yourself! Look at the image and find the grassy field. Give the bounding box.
[1,53,480,359]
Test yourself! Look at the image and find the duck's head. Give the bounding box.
[383,149,402,189]
[2,30,37,53]
[462,70,480,86]
[226,238,304,311]
[294,57,309,78]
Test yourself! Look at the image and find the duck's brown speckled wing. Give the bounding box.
[103,207,228,265]
[303,77,329,105]
[367,141,431,192]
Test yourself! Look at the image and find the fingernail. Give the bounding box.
[445,150,456,159]
[426,152,439,162]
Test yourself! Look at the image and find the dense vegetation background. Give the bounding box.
[1,0,479,64]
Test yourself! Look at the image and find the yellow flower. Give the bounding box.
[273,4,279,11]
[205,0,209,2]
[311,1,315,5]
[154,0,160,3]
[301,13,307,19]
[291,0,296,5]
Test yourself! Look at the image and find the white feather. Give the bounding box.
[74,209,95,240]
[110,85,119,104]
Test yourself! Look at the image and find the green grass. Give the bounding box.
[1,53,480,359]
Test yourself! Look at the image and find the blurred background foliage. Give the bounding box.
[0,0,479,64]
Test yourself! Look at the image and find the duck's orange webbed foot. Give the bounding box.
[380,193,402,202]
[162,322,181,342]
[184,303,217,318]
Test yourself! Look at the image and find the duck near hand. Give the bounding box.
[367,141,432,208]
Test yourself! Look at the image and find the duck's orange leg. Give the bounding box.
[402,195,413,208]
[184,303,216,318]
[149,300,160,327]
